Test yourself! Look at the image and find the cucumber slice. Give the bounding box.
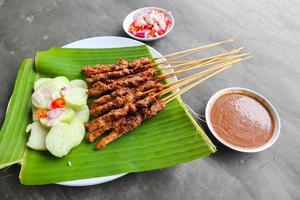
[40,118,50,127]
[33,81,59,108]
[40,108,74,127]
[45,123,76,157]
[32,90,48,108]
[51,91,61,100]
[69,118,85,146]
[27,121,48,151]
[74,105,90,123]
[37,81,58,95]
[53,76,69,90]
[34,78,52,91]
[62,88,88,110]
[58,108,75,123]
[40,118,62,127]
[70,79,88,89]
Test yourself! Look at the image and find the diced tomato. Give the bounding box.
[146,24,152,29]
[129,24,136,33]
[35,109,48,118]
[51,97,66,109]
[136,26,141,31]
[150,29,156,36]
[166,19,171,27]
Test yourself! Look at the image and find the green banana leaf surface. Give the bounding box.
[0,59,36,168]
[1,45,216,185]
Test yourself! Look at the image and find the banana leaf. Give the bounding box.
[15,45,215,185]
[0,59,36,169]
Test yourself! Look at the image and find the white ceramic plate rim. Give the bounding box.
[205,87,281,153]
[123,7,175,41]
[56,36,174,186]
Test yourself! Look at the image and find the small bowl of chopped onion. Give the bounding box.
[123,7,174,41]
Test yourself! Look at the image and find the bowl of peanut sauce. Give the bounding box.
[205,87,280,153]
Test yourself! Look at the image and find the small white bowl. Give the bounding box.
[205,87,281,153]
[123,7,174,41]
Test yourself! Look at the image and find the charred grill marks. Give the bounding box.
[83,57,166,149]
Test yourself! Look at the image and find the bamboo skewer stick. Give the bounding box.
[141,53,249,96]
[158,53,248,74]
[156,57,244,97]
[154,69,220,98]
[141,55,246,97]
[158,47,243,70]
[158,60,196,64]
[162,56,252,103]
[156,53,249,80]
[163,66,232,103]
[155,49,232,70]
[152,38,234,62]
[162,59,235,88]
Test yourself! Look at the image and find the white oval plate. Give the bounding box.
[55,36,172,186]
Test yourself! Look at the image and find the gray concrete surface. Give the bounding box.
[1,0,300,199]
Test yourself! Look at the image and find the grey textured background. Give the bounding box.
[1,0,300,199]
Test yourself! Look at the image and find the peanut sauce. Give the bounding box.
[210,93,274,148]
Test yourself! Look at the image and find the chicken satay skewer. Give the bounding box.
[94,58,250,149]
[89,57,237,117]
[89,81,162,109]
[89,84,163,116]
[82,58,152,76]
[88,97,164,143]
[83,39,234,77]
[86,94,158,132]
[98,65,238,149]
[86,53,248,96]
[96,101,165,149]
[85,48,243,83]
[86,70,156,97]
[87,54,226,88]
[87,58,244,140]
[89,59,232,117]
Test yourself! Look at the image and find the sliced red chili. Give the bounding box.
[51,97,66,109]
